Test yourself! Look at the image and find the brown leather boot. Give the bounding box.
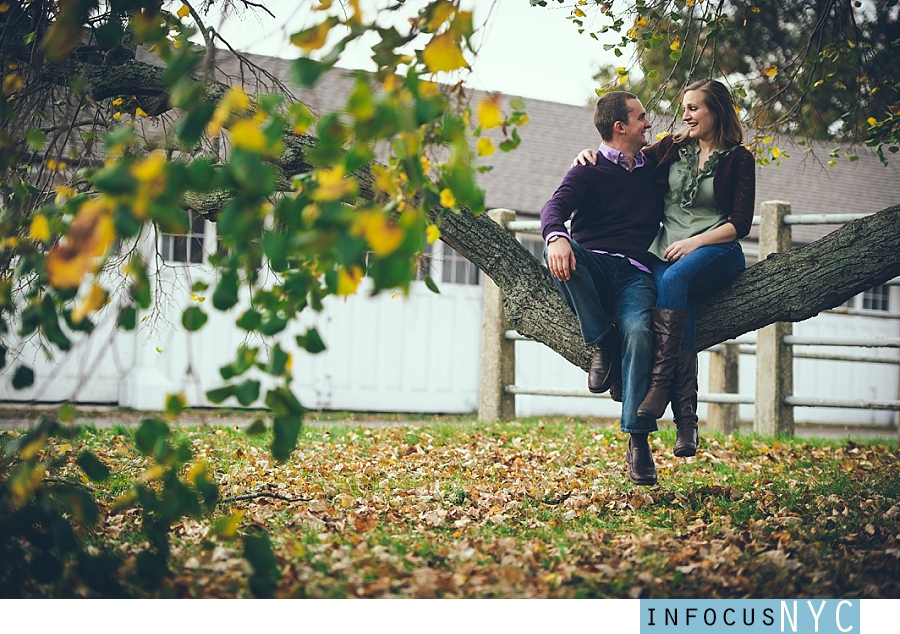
[588,330,620,394]
[637,308,688,419]
[671,349,699,457]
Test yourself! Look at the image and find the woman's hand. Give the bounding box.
[571,149,597,168]
[663,236,703,262]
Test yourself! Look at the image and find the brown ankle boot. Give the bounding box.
[671,349,699,457]
[637,308,687,419]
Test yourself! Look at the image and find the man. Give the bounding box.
[540,91,662,486]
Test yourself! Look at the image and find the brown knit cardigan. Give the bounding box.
[643,134,756,239]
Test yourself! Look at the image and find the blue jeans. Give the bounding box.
[546,240,657,434]
[650,242,745,349]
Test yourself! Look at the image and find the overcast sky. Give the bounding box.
[202,0,623,106]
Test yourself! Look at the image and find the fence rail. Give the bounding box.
[479,205,900,439]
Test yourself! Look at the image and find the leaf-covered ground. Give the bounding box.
[5,419,900,598]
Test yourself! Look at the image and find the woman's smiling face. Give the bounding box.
[681,90,717,144]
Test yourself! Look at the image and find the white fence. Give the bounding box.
[479,204,900,437]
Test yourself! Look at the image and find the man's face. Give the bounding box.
[621,99,652,151]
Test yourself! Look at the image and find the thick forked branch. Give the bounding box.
[435,204,900,373]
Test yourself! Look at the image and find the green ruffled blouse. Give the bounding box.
[648,144,736,262]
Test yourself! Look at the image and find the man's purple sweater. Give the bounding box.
[540,158,662,269]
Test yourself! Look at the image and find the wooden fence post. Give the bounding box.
[478,209,517,422]
[755,201,795,437]
[707,343,740,433]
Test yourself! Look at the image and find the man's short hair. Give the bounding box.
[593,91,638,142]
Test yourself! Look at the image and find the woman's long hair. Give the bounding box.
[672,79,744,148]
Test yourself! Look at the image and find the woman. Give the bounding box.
[574,79,755,457]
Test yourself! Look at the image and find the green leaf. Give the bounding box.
[245,418,268,435]
[26,129,47,151]
[236,310,262,331]
[76,450,111,482]
[266,344,290,377]
[118,305,137,330]
[176,101,216,146]
[263,231,288,272]
[296,328,326,354]
[234,379,260,406]
[164,392,186,418]
[12,365,34,390]
[213,271,239,311]
[134,418,170,457]
[290,58,327,88]
[181,306,208,332]
[207,384,236,404]
[424,275,440,294]
[58,403,76,422]
[243,531,280,598]
[669,50,683,61]
[271,416,303,462]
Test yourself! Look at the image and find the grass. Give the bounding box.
[2,417,899,598]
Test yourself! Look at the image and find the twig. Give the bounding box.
[44,477,96,493]
[221,491,311,503]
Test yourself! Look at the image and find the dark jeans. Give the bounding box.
[546,240,657,433]
[649,242,745,349]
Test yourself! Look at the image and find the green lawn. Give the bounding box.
[2,417,899,598]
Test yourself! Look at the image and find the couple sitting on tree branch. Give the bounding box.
[540,80,755,486]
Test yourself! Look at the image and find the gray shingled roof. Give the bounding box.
[200,49,900,247]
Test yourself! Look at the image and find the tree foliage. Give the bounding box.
[554,0,900,164]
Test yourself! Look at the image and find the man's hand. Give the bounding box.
[571,149,597,168]
[547,237,576,281]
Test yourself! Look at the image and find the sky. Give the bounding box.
[202,0,624,107]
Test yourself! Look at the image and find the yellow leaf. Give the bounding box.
[230,118,268,153]
[686,0,695,6]
[635,17,648,27]
[314,0,333,10]
[655,131,670,140]
[111,97,123,106]
[762,136,774,143]
[290,20,333,52]
[477,95,504,129]
[574,8,586,17]
[2,72,22,94]
[439,188,456,208]
[190,294,205,302]
[370,164,395,195]
[45,198,115,289]
[140,464,166,483]
[427,0,456,30]
[46,158,67,171]
[420,154,432,175]
[312,166,359,202]
[58,443,72,453]
[156,347,163,353]
[208,86,251,137]
[337,265,363,296]
[213,510,246,538]
[867,117,878,126]
[477,137,495,156]
[29,214,50,242]
[772,147,781,158]
[426,224,441,244]
[135,107,148,117]
[670,38,681,51]
[132,149,166,182]
[0,3,10,13]
[112,112,122,120]
[764,65,778,78]
[54,185,76,204]
[422,32,469,73]
[353,212,404,256]
[828,160,837,167]
[71,281,107,323]
[177,4,190,19]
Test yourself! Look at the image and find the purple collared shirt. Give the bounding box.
[545,143,652,274]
